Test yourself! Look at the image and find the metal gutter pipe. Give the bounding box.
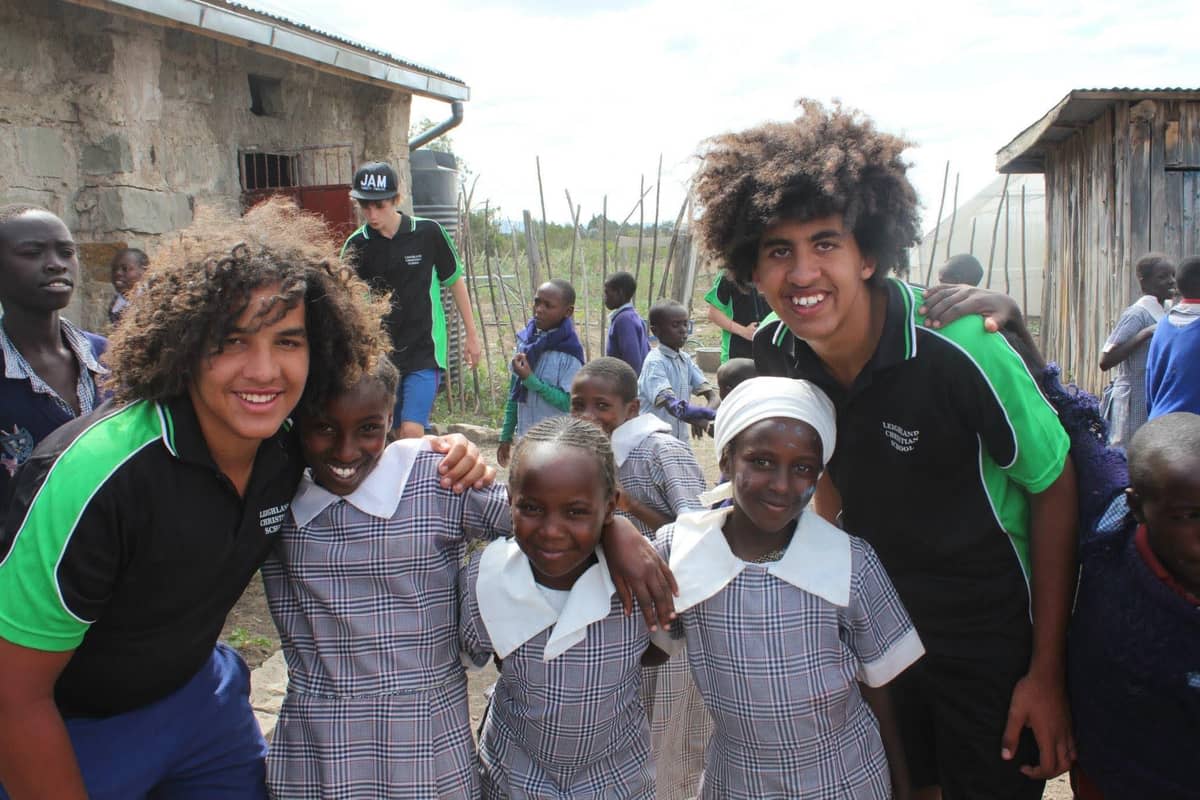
[409,101,465,151]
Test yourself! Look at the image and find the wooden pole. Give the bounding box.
[458,191,490,410]
[944,172,960,262]
[565,190,580,288]
[1003,186,1011,294]
[580,242,592,362]
[659,194,690,298]
[634,173,646,302]
[647,155,663,310]
[968,217,978,255]
[601,195,609,356]
[985,174,1010,288]
[536,156,552,278]
[507,221,526,304]
[522,209,542,292]
[1020,183,1029,315]
[923,160,950,285]
[482,202,516,342]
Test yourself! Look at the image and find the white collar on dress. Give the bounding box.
[290,438,429,527]
[477,538,617,661]
[1134,294,1166,322]
[611,414,671,467]
[669,506,852,612]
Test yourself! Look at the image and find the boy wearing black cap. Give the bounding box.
[342,161,481,438]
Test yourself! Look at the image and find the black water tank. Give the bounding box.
[410,150,466,397]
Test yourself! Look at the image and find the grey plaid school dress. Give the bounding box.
[459,540,655,800]
[654,507,925,800]
[262,441,510,799]
[612,416,712,800]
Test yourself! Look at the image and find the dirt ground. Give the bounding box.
[220,371,1070,797]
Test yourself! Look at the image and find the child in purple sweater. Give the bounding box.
[605,271,650,376]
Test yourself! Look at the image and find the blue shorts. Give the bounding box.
[0,644,267,800]
[395,368,440,427]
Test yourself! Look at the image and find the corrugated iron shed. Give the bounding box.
[997,88,1200,173]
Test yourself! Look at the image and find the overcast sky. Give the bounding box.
[247,0,1199,231]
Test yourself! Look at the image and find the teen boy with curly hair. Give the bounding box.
[0,199,494,800]
[692,100,1079,799]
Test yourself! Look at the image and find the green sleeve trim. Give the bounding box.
[703,274,734,317]
[340,226,365,260]
[0,402,162,651]
[523,374,571,411]
[500,381,518,442]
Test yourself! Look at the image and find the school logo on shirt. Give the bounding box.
[258,504,289,535]
[881,421,919,453]
[1,425,34,477]
[404,253,423,266]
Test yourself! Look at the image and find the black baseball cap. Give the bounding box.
[350,162,400,200]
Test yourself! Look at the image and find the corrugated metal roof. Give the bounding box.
[225,1,462,84]
[996,88,1200,173]
[69,0,467,101]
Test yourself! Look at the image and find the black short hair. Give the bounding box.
[111,247,150,269]
[1134,252,1173,284]
[604,271,637,300]
[1128,412,1200,497]
[0,204,51,244]
[716,357,757,392]
[542,278,576,306]
[648,298,687,328]
[574,356,638,403]
[510,415,617,501]
[307,352,401,419]
[1175,255,1200,298]
[940,254,983,286]
[693,99,919,290]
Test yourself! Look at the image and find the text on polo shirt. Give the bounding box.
[259,503,289,535]
[881,421,919,453]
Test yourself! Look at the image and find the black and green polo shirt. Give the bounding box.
[703,273,770,362]
[341,213,464,374]
[754,278,1070,655]
[0,395,302,717]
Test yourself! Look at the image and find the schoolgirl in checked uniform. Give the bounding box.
[654,378,925,799]
[460,417,666,800]
[261,362,511,799]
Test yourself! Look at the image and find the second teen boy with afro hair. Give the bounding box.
[692,100,1078,799]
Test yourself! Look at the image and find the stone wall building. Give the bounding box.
[0,0,468,331]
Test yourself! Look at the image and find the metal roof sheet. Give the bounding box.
[996,88,1200,173]
[68,0,468,101]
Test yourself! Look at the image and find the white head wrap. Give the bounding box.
[698,377,837,506]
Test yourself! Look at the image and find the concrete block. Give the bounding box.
[17,127,70,179]
[82,134,133,175]
[88,186,193,234]
[446,423,500,446]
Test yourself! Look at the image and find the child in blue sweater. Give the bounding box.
[1067,411,1200,799]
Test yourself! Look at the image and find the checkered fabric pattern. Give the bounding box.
[262,451,510,799]
[617,431,707,539]
[655,524,917,799]
[617,430,711,798]
[460,552,656,799]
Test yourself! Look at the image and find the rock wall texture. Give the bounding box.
[0,0,413,331]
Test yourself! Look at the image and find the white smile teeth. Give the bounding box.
[792,293,826,308]
[329,465,357,479]
[236,392,276,404]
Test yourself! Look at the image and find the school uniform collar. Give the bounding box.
[1,316,108,388]
[655,342,684,360]
[608,302,635,323]
[290,438,428,527]
[669,505,852,612]
[770,277,919,400]
[611,414,671,466]
[1134,294,1167,321]
[476,538,617,661]
[358,212,414,240]
[156,394,295,473]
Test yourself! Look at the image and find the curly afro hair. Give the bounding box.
[693,99,920,288]
[105,197,391,416]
